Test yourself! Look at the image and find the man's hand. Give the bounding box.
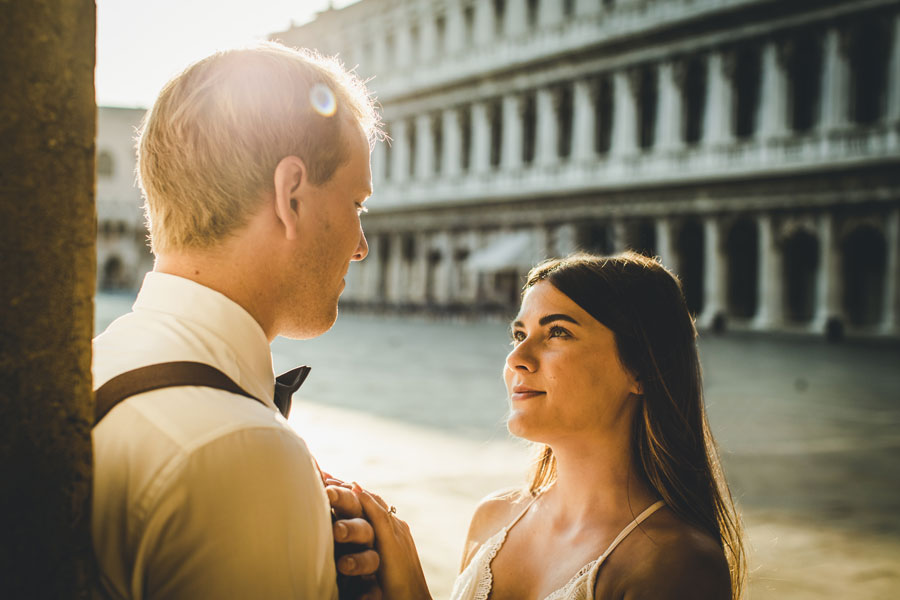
[327,481,382,600]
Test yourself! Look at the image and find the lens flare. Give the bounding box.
[310,83,337,117]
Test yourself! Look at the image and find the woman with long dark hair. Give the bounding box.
[349,252,746,599]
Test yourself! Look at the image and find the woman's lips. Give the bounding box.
[511,386,545,401]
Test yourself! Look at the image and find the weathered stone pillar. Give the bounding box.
[505,0,528,37]
[431,231,454,305]
[821,26,851,131]
[575,0,600,17]
[882,207,900,335]
[471,100,492,174]
[655,217,678,272]
[889,14,900,125]
[552,223,578,257]
[536,87,560,167]
[813,212,844,334]
[611,70,639,157]
[501,93,524,171]
[384,233,406,304]
[703,50,735,146]
[396,21,413,69]
[539,0,564,28]
[390,118,410,183]
[415,114,435,180]
[758,40,789,139]
[445,0,466,55]
[371,136,388,184]
[753,215,784,330]
[420,14,437,63]
[0,1,96,595]
[655,60,686,152]
[612,220,628,252]
[698,217,727,329]
[408,231,430,305]
[475,0,495,46]
[572,78,596,162]
[442,107,463,177]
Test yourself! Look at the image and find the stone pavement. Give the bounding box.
[96,294,900,599]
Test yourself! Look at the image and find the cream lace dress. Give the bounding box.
[449,496,665,600]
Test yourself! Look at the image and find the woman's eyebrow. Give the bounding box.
[511,313,581,329]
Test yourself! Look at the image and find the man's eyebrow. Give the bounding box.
[511,313,581,329]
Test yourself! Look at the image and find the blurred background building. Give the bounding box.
[273,0,900,339]
[95,106,152,292]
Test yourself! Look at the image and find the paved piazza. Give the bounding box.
[97,294,900,599]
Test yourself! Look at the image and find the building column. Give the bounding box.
[396,22,413,69]
[415,114,434,180]
[552,223,578,256]
[371,138,388,185]
[384,233,406,304]
[655,217,677,272]
[611,69,639,157]
[655,60,686,152]
[390,118,410,183]
[611,220,628,253]
[408,231,430,305]
[431,231,453,306]
[505,0,528,37]
[813,212,844,334]
[536,87,560,167]
[373,34,387,71]
[445,0,465,55]
[758,39,790,139]
[753,214,784,330]
[882,207,900,335]
[471,100,492,174]
[703,50,735,146]
[420,14,437,64]
[888,14,900,149]
[501,92,524,171]
[539,0,564,29]
[575,0,600,17]
[820,26,851,131]
[441,108,462,177]
[475,0,495,46]
[698,216,727,329]
[572,78,596,162]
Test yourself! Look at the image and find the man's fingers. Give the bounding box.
[327,485,363,519]
[337,549,380,576]
[333,518,374,546]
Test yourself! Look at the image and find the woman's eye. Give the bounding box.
[548,325,571,338]
[510,330,526,344]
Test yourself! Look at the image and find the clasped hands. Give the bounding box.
[326,476,431,600]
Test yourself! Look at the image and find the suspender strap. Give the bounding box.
[94,361,263,427]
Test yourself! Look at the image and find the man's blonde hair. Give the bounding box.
[137,42,380,254]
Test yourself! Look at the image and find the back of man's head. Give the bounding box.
[137,42,379,255]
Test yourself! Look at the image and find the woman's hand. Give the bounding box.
[352,484,433,600]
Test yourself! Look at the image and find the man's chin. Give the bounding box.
[278,304,339,340]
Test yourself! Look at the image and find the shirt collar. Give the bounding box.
[132,271,276,409]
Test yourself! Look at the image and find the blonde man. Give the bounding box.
[92,43,380,599]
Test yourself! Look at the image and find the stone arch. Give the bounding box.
[841,224,887,327]
[676,219,705,316]
[782,229,819,323]
[726,217,759,319]
[101,255,124,290]
[97,149,114,178]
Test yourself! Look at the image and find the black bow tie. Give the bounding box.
[273,365,311,419]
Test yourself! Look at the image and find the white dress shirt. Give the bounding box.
[92,272,338,600]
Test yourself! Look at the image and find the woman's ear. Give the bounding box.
[272,155,307,240]
[630,376,643,397]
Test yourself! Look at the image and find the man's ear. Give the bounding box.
[272,156,307,240]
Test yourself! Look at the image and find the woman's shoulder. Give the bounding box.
[458,487,532,571]
[606,509,732,600]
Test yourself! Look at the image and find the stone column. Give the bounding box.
[431,231,454,305]
[611,220,628,252]
[611,69,639,157]
[575,0,600,17]
[758,39,789,139]
[475,0,495,46]
[813,212,844,334]
[415,114,434,180]
[371,138,388,184]
[820,26,850,131]
[536,87,560,167]
[655,217,678,272]
[888,13,900,145]
[572,78,596,161]
[373,34,387,71]
[385,233,408,304]
[655,60,686,152]
[420,14,437,63]
[445,0,465,55]
[442,107,463,177]
[703,50,735,146]
[501,92,524,171]
[396,22,413,69]
[471,100,492,174]
[0,1,96,595]
[882,207,900,335]
[753,215,784,330]
[539,0,564,29]
[505,0,528,37]
[698,217,727,329]
[390,118,410,183]
[408,231,430,305]
[552,223,578,257]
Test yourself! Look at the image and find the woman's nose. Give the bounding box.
[506,339,538,373]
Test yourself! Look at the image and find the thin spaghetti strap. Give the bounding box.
[600,500,666,559]
[504,490,545,531]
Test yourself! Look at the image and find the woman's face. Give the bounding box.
[504,281,641,444]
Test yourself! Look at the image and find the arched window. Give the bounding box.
[97,150,114,178]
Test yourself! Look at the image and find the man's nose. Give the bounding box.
[353,227,368,261]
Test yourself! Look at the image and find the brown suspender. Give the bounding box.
[93,361,264,427]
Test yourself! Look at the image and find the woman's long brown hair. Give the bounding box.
[524,251,746,599]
